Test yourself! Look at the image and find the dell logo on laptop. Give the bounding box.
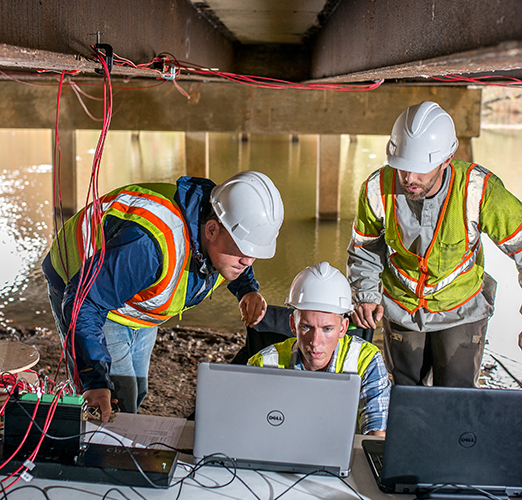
[267,410,285,426]
[459,432,477,448]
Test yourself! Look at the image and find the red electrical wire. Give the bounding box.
[65,47,113,388]
[52,48,114,389]
[430,73,522,86]
[1,388,66,490]
[0,392,42,471]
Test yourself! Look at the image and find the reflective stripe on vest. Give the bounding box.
[352,169,384,246]
[256,342,300,369]
[341,335,363,373]
[497,229,522,256]
[384,241,482,298]
[256,344,280,367]
[79,188,190,324]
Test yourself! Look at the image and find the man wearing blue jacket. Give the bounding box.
[43,171,284,422]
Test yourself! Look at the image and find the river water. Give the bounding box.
[0,117,521,389]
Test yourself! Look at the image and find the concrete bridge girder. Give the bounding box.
[0,80,481,219]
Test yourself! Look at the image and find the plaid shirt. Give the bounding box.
[294,342,390,434]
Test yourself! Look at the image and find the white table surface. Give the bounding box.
[2,423,412,500]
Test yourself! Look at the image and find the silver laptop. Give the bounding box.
[193,362,361,476]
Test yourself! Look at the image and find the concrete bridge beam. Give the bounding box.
[185,132,209,178]
[316,134,341,221]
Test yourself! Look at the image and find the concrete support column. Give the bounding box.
[185,132,209,177]
[130,130,143,175]
[316,134,342,221]
[455,137,473,163]
[52,128,77,223]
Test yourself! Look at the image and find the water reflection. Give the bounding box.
[0,129,53,327]
[0,126,521,388]
[76,130,186,199]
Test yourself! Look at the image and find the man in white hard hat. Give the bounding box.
[43,171,284,422]
[348,101,522,387]
[249,262,390,436]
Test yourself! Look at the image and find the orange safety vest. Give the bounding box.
[49,183,224,328]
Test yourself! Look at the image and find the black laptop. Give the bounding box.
[363,385,522,499]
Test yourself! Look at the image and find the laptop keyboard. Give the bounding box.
[361,439,385,484]
[367,449,383,477]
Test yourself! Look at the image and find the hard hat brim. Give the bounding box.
[387,155,443,174]
[234,236,276,260]
[285,301,353,315]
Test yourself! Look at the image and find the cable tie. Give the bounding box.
[20,471,33,482]
[23,459,35,471]
[161,63,177,81]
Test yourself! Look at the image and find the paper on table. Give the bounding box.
[85,413,186,450]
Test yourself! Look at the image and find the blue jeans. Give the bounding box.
[47,282,157,413]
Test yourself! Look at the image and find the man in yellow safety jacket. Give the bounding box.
[348,101,522,387]
[249,262,390,435]
[43,171,284,422]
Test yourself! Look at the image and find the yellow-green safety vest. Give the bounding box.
[352,161,522,313]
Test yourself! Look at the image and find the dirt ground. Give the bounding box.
[0,325,245,419]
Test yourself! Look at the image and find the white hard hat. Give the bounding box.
[285,262,353,315]
[210,171,284,259]
[386,101,459,174]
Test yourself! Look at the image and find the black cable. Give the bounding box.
[168,454,245,500]
[100,487,134,500]
[220,465,262,500]
[144,441,192,454]
[272,469,365,500]
[198,457,263,500]
[1,484,51,499]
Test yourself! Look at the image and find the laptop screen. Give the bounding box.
[379,385,522,495]
[193,362,361,476]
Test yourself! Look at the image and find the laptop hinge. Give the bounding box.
[506,487,522,498]
[394,484,416,494]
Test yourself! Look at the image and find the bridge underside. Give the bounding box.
[0,0,521,82]
[0,1,516,219]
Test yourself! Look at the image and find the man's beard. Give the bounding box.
[400,167,441,201]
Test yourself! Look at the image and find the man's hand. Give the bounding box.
[83,388,115,423]
[239,291,267,327]
[351,302,384,329]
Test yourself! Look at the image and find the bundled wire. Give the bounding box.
[104,50,385,92]
[430,73,522,87]
[155,53,385,92]
[53,46,114,389]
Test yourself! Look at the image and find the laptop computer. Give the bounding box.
[193,362,361,477]
[363,385,522,498]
